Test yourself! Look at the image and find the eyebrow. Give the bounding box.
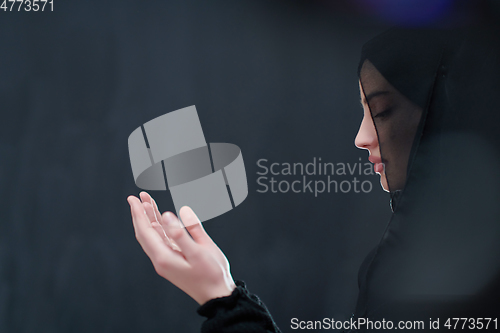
[361,90,390,105]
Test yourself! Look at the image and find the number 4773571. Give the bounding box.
[1,0,54,12]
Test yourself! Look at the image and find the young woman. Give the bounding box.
[127,24,500,332]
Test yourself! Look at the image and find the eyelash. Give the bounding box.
[373,108,393,119]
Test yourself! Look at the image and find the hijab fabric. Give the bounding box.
[355,24,500,327]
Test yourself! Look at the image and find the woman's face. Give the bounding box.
[356,81,389,192]
[355,60,423,193]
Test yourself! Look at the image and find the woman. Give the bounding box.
[127,24,500,332]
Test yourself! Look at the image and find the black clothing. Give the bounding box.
[197,280,281,333]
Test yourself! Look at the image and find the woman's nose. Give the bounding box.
[355,114,378,150]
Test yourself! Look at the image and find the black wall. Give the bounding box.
[1,0,482,332]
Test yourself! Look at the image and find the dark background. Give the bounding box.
[0,0,494,332]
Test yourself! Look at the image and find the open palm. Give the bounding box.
[128,192,236,305]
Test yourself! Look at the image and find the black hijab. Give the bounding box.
[355,24,500,328]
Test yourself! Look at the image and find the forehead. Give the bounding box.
[359,60,395,97]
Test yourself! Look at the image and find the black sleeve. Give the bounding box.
[196,280,282,333]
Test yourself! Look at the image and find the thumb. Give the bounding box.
[180,206,214,245]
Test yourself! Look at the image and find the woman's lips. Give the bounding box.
[368,156,385,174]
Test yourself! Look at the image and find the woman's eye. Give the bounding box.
[373,108,393,119]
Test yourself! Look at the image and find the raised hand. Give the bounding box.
[128,192,236,305]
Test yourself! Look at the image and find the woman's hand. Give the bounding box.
[127,192,236,305]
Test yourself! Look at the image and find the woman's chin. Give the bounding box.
[380,175,390,192]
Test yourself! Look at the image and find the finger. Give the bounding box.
[151,196,163,224]
[162,211,198,259]
[152,221,168,241]
[179,206,214,245]
[139,193,175,245]
[139,191,149,204]
[143,201,159,223]
[139,199,167,240]
[139,191,162,223]
[128,196,188,269]
[157,211,182,252]
[128,196,170,257]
